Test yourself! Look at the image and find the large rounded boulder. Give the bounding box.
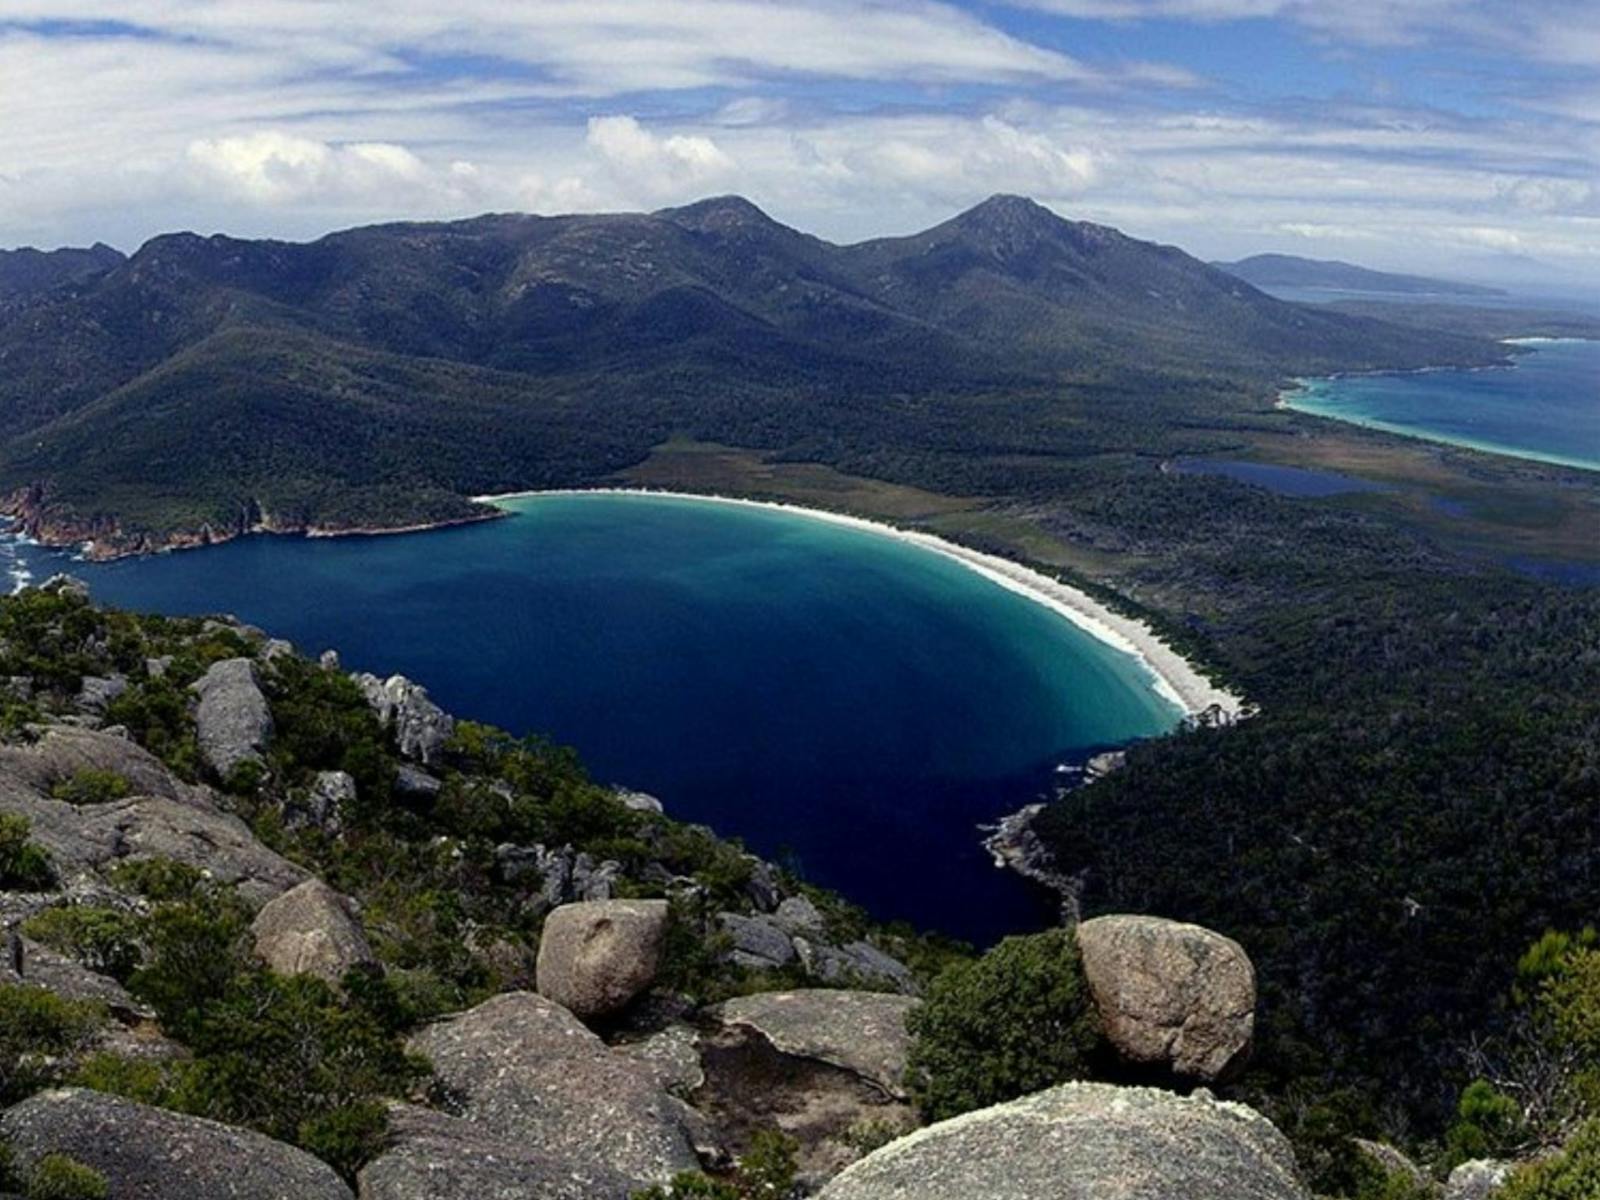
[0,1088,352,1200]
[1075,914,1256,1081]
[536,898,669,1020]
[816,1082,1309,1200]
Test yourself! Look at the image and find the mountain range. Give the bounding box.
[0,195,1502,556]
[1213,252,1506,297]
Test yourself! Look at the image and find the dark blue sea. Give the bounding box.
[6,493,1183,943]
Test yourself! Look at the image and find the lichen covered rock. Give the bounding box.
[250,878,375,984]
[1076,914,1256,1081]
[192,657,274,778]
[535,898,668,1019]
[816,1082,1308,1200]
[0,1088,353,1200]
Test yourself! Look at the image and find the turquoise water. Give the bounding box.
[1284,339,1600,472]
[8,493,1182,941]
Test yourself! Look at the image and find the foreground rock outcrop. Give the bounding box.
[715,990,920,1100]
[192,657,274,777]
[0,760,306,906]
[0,1088,353,1200]
[0,726,188,802]
[358,1103,636,1200]
[406,991,701,1189]
[816,1082,1310,1200]
[535,898,669,1020]
[1076,914,1256,1081]
[250,878,376,984]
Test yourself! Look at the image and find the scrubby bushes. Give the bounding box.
[1500,1119,1600,1200]
[0,986,104,1105]
[0,813,53,891]
[631,1129,798,1200]
[20,907,141,981]
[47,769,130,806]
[19,1153,109,1200]
[906,928,1100,1121]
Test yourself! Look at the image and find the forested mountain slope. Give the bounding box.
[0,196,1501,554]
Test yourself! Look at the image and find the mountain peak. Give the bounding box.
[657,194,781,235]
[954,194,1061,231]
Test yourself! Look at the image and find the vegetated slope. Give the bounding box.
[0,243,124,308]
[1214,252,1505,297]
[0,196,1501,551]
[1023,482,1600,1140]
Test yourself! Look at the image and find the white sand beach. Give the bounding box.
[473,488,1249,724]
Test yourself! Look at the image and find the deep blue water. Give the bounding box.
[1172,457,1388,497]
[7,494,1183,943]
[1285,339,1600,472]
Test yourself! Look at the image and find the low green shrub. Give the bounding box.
[20,907,142,981]
[105,857,207,902]
[48,769,131,806]
[1446,1079,1527,1165]
[24,1152,109,1200]
[630,1130,798,1200]
[0,986,105,1105]
[0,813,53,891]
[1501,1120,1600,1200]
[906,927,1100,1122]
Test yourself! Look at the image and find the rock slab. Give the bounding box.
[192,657,274,778]
[251,878,376,984]
[1076,914,1256,1081]
[353,673,454,765]
[406,991,700,1189]
[716,989,919,1099]
[816,1082,1309,1200]
[358,1103,635,1200]
[0,1088,352,1200]
[535,898,668,1019]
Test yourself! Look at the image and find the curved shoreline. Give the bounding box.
[474,487,1249,724]
[1279,338,1600,475]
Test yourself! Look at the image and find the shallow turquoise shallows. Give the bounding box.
[1285,339,1600,472]
[11,493,1184,941]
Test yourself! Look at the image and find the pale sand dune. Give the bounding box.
[474,488,1250,724]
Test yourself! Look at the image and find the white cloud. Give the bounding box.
[586,116,736,194]
[0,1,1595,285]
[185,132,464,207]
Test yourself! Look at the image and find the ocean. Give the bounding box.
[1284,338,1600,473]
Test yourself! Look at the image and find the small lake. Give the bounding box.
[1171,458,1388,498]
[1284,339,1600,473]
[7,493,1186,943]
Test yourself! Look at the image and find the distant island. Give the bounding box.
[1213,252,1506,296]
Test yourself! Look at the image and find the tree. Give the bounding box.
[906,928,1100,1121]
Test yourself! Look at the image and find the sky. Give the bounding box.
[1,1,1597,287]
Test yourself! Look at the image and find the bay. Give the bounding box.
[1284,338,1600,472]
[10,492,1184,942]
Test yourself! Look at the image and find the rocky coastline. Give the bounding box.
[0,483,506,562]
[982,750,1128,922]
